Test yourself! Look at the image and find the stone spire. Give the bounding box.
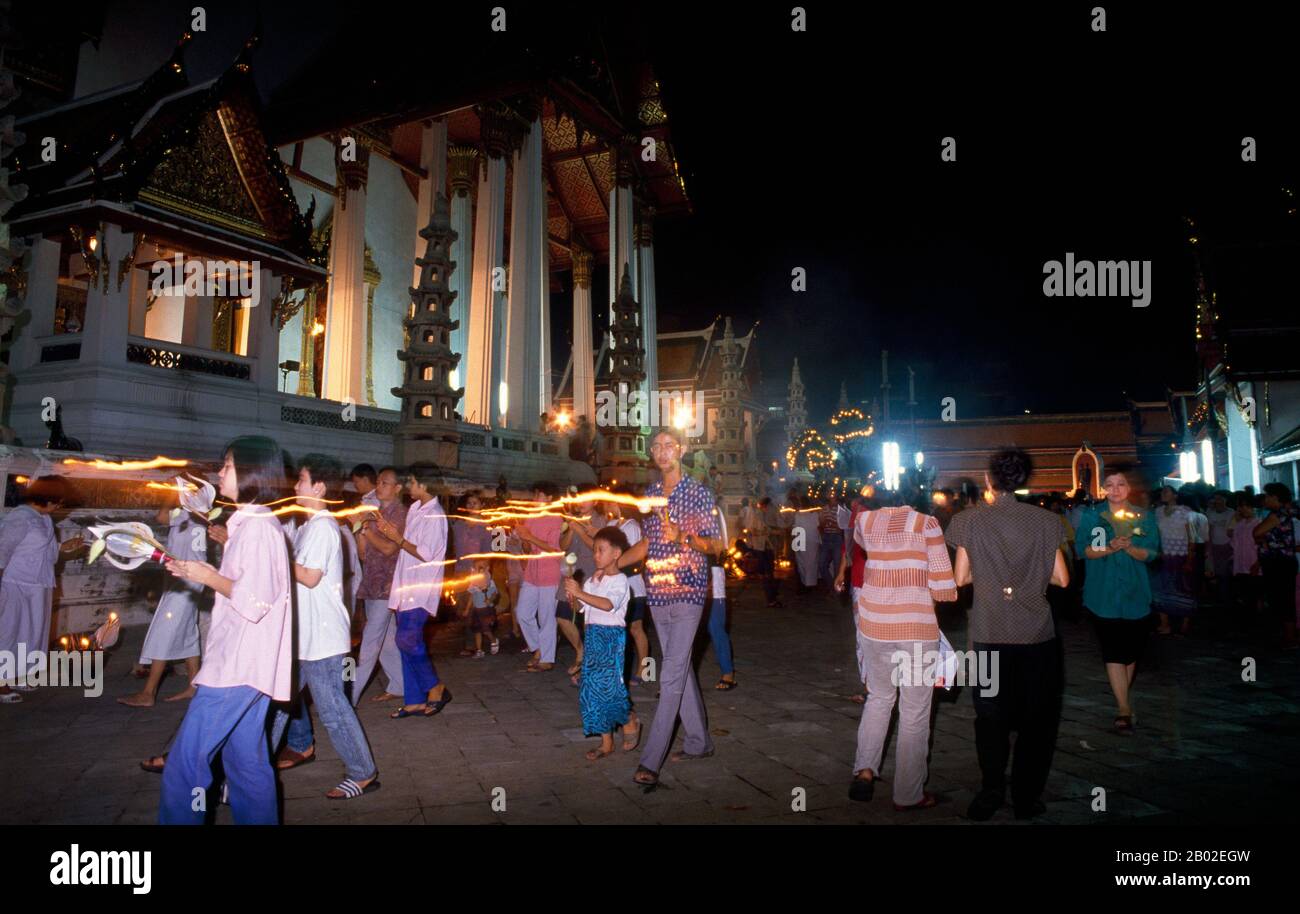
[714,317,746,495]
[786,358,807,448]
[607,264,645,388]
[392,192,463,469]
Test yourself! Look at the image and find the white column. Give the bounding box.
[323,160,368,403]
[251,268,282,393]
[11,236,60,373]
[448,146,477,402]
[638,214,658,396]
[463,151,506,426]
[538,180,552,415]
[413,119,448,287]
[571,247,595,423]
[503,117,544,431]
[607,183,636,327]
[79,224,133,367]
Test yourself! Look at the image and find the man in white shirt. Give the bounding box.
[270,455,379,800]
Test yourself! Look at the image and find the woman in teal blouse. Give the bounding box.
[1074,467,1161,733]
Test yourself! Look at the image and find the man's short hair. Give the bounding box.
[300,453,344,500]
[349,463,377,485]
[988,448,1032,493]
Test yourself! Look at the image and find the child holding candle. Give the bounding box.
[0,476,84,703]
[565,525,639,760]
[160,436,292,824]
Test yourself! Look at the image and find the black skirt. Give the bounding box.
[1088,611,1150,665]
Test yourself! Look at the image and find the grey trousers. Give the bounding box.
[351,599,403,706]
[640,601,713,773]
[854,639,937,806]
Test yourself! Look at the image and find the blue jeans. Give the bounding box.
[160,684,276,825]
[706,596,734,676]
[818,534,844,587]
[269,654,377,782]
[395,608,441,705]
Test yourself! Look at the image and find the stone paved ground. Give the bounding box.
[2,574,1297,826]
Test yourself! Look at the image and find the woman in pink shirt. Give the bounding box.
[512,482,564,672]
[376,464,453,718]
[160,436,292,825]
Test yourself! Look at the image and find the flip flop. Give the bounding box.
[621,721,641,752]
[327,778,381,800]
[632,765,659,786]
[139,755,166,774]
[585,746,615,761]
[714,678,738,691]
[894,791,939,812]
[1113,714,1135,733]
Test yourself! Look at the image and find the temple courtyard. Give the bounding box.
[2,578,1297,826]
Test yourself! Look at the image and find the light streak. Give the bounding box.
[63,456,189,471]
[411,551,565,570]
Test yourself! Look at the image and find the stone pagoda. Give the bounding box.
[392,193,463,470]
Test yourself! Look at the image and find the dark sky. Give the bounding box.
[29,1,1298,423]
[629,3,1300,420]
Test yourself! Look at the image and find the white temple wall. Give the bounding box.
[362,155,415,413]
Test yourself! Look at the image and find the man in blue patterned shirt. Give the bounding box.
[618,427,722,785]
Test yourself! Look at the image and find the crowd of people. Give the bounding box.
[1,431,1296,824]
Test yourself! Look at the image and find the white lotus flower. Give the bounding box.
[85,522,171,571]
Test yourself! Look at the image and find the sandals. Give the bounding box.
[526,663,554,673]
[1113,714,1135,733]
[621,720,641,752]
[633,765,659,786]
[424,688,453,715]
[848,774,875,802]
[714,677,738,691]
[139,755,167,774]
[275,746,316,770]
[894,791,939,812]
[458,648,476,658]
[391,706,427,719]
[585,746,615,761]
[567,660,583,676]
[669,748,714,762]
[327,778,381,800]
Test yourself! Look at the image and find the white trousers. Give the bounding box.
[515,582,557,664]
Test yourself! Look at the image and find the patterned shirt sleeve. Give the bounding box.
[924,514,958,602]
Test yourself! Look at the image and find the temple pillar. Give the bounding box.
[447,145,477,404]
[637,208,658,397]
[504,115,544,431]
[413,118,448,287]
[607,144,637,327]
[251,268,282,393]
[79,224,132,368]
[322,140,368,404]
[571,246,595,423]
[10,236,60,374]
[463,108,510,426]
[191,295,215,350]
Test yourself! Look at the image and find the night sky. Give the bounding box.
[23,1,1299,422]
[630,3,1300,420]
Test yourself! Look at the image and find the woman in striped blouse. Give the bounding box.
[844,494,958,809]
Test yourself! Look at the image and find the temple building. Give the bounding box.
[0,13,691,491]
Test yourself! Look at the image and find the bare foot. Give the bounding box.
[163,685,196,702]
[117,693,156,708]
[526,662,554,673]
[369,691,400,703]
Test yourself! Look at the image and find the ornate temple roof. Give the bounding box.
[5,33,323,278]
